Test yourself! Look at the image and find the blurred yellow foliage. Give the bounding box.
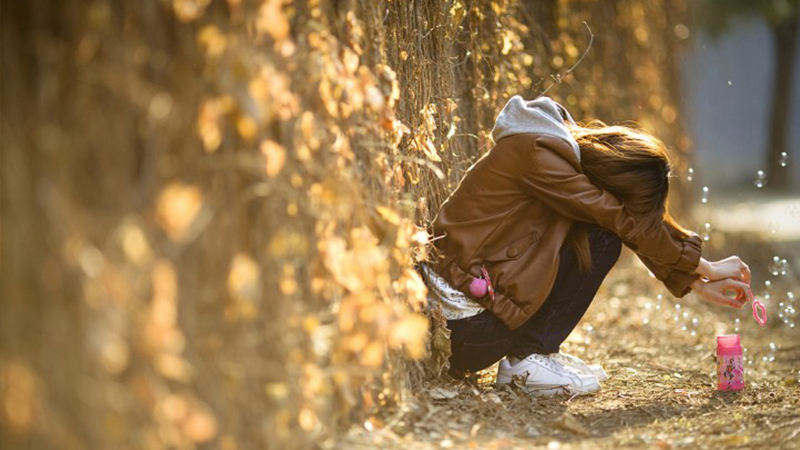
[227,253,261,304]
[0,360,38,435]
[261,139,287,178]
[156,182,203,242]
[197,25,227,59]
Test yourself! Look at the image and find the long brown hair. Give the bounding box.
[565,120,691,273]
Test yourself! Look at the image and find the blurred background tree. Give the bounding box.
[694,0,800,191]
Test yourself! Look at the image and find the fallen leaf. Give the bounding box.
[429,387,459,400]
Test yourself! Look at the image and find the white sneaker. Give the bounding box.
[496,353,601,396]
[548,352,608,382]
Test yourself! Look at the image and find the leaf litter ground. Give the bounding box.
[338,233,800,449]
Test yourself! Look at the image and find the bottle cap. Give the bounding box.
[717,334,742,354]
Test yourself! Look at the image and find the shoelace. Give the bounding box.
[550,352,573,363]
[551,352,587,369]
[532,354,578,375]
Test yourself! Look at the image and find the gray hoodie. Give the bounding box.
[490,95,581,162]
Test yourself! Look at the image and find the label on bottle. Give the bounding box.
[717,354,744,391]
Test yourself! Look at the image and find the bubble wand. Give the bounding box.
[752,297,767,326]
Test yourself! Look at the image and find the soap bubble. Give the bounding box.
[782,297,797,327]
[692,317,699,326]
[701,186,709,204]
[769,256,781,276]
[734,318,740,332]
[779,152,788,167]
[583,323,594,344]
[675,303,681,310]
[642,318,650,325]
[769,222,780,235]
[701,223,712,241]
[769,257,789,276]
[765,280,773,291]
[754,170,767,188]
[687,167,694,182]
[727,80,732,86]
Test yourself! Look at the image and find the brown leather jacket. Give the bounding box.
[427,132,703,330]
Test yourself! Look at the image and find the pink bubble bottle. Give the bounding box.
[716,335,744,391]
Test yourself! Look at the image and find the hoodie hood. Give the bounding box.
[490,95,581,161]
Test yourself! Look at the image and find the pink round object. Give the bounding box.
[469,278,488,298]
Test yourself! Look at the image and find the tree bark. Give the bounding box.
[766,12,799,191]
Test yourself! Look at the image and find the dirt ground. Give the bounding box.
[337,225,800,450]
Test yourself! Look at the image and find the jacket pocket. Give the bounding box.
[482,230,539,262]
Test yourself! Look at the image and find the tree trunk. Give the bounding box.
[766,12,799,191]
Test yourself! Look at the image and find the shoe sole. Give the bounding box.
[496,373,601,396]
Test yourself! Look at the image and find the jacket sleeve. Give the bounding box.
[633,220,703,297]
[516,134,702,279]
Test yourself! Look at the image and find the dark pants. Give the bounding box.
[446,224,622,376]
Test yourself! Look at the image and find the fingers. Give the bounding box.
[703,278,751,309]
[719,255,753,294]
[703,290,743,309]
[722,278,752,304]
[732,256,751,284]
[732,277,753,302]
[718,295,745,309]
[725,256,751,283]
[741,262,751,284]
[707,256,749,282]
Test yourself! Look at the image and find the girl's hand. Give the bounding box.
[697,256,751,283]
[691,277,752,309]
